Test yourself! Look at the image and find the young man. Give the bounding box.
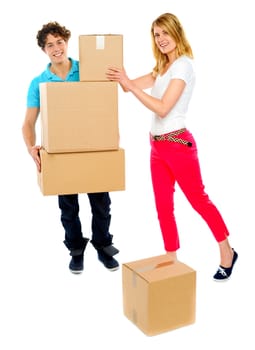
[22,21,119,274]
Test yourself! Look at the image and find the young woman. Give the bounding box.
[106,12,238,281]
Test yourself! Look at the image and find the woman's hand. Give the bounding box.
[106,66,132,92]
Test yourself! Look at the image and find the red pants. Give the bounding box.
[150,129,229,251]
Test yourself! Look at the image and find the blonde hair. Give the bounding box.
[151,13,193,76]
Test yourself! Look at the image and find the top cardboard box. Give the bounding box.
[79,34,123,81]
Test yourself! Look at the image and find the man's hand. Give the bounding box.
[29,145,41,172]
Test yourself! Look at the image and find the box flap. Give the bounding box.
[123,254,195,283]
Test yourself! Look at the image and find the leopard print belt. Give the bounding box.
[151,128,192,147]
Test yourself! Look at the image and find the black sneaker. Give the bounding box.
[69,254,84,274]
[213,249,238,281]
[97,250,119,271]
[65,237,89,274]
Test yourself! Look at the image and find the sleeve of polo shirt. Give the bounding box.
[27,78,40,108]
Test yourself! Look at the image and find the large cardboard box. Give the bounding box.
[79,34,123,81]
[122,255,196,336]
[38,148,125,195]
[40,81,119,153]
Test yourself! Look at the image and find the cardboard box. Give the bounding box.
[40,81,119,153]
[122,255,196,336]
[79,34,123,81]
[38,148,125,195]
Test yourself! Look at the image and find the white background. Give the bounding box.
[1,0,254,348]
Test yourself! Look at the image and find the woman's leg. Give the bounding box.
[167,131,235,269]
[150,140,180,253]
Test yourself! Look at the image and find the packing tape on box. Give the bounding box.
[132,261,174,287]
[96,35,105,50]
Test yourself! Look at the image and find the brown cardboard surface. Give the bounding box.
[79,34,123,81]
[38,148,125,195]
[122,254,196,336]
[40,81,119,153]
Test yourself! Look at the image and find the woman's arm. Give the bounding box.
[106,67,185,118]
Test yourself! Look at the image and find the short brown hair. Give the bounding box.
[36,21,71,49]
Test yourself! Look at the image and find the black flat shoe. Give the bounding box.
[213,249,238,281]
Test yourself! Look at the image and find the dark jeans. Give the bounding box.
[58,192,112,250]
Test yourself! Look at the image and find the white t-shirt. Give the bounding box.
[150,55,195,135]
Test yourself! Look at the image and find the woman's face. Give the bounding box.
[43,34,68,63]
[153,25,176,55]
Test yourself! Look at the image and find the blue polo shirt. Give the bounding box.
[27,57,79,108]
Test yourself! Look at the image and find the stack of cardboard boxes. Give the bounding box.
[38,34,125,195]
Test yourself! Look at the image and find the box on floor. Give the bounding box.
[122,254,196,336]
